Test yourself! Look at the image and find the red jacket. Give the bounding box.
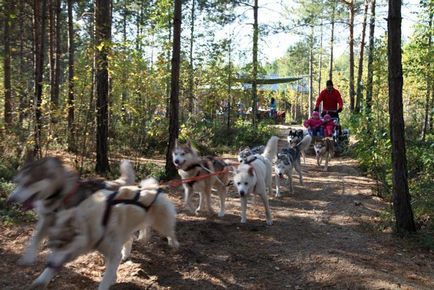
[315,88,343,112]
[304,117,322,129]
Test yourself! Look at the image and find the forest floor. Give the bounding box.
[1,125,433,290]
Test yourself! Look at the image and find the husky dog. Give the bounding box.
[28,178,178,290]
[287,128,304,145]
[274,147,304,197]
[238,136,279,164]
[288,129,312,164]
[7,157,135,265]
[233,136,276,224]
[233,156,273,225]
[238,145,264,163]
[172,140,231,216]
[314,138,335,171]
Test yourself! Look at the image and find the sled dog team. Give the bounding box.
[8,131,332,290]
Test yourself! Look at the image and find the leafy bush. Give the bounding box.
[0,179,36,225]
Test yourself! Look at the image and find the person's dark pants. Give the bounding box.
[309,127,323,137]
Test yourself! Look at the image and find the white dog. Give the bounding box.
[274,147,304,197]
[172,140,231,216]
[28,178,178,290]
[233,155,273,225]
[7,157,135,265]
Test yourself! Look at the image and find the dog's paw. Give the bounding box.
[169,238,180,249]
[240,218,247,224]
[266,219,273,226]
[218,211,225,217]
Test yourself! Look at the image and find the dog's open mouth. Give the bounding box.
[175,160,185,169]
[22,193,38,211]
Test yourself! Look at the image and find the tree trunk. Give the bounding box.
[54,0,61,108]
[227,38,232,131]
[251,0,259,126]
[387,0,416,233]
[18,0,26,126]
[348,0,355,112]
[95,0,111,173]
[188,0,195,114]
[365,0,376,122]
[67,0,75,152]
[355,0,369,113]
[3,0,13,126]
[49,0,55,108]
[309,25,314,114]
[33,0,48,158]
[318,20,323,96]
[329,2,336,81]
[165,0,182,178]
[421,8,432,141]
[121,0,128,120]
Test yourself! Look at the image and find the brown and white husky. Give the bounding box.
[172,140,232,216]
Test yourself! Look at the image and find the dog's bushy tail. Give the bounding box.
[296,134,312,150]
[120,160,136,185]
[262,136,279,163]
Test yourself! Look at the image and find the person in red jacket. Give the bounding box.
[304,111,323,137]
[314,80,343,119]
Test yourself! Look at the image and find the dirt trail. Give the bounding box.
[1,125,433,290]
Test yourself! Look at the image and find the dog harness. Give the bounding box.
[92,188,162,249]
[102,189,162,226]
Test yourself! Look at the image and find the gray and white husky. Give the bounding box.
[314,138,335,171]
[288,129,312,164]
[7,157,135,265]
[172,140,232,216]
[274,147,304,197]
[238,136,279,164]
[28,178,178,290]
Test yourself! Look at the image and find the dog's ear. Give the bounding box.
[174,139,179,147]
[185,140,191,147]
[247,166,255,176]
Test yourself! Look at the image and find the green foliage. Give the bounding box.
[0,180,36,225]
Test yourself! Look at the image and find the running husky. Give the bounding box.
[287,129,312,164]
[274,147,304,197]
[28,178,178,290]
[7,157,135,265]
[172,140,231,216]
[238,136,279,164]
[232,136,277,225]
[314,138,335,171]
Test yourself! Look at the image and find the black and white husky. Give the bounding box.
[287,128,312,164]
[7,157,135,265]
[172,140,232,216]
[274,147,304,197]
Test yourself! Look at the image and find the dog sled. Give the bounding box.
[288,117,349,155]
